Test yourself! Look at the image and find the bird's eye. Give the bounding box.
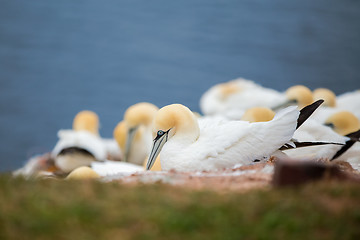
[157,130,164,136]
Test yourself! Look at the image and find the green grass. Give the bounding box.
[0,174,359,240]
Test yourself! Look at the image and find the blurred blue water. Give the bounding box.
[0,0,359,172]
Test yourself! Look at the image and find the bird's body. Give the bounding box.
[200,78,312,119]
[337,90,360,119]
[147,104,299,172]
[284,119,346,160]
[52,130,107,173]
[200,78,286,117]
[113,103,158,165]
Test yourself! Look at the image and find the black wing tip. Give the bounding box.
[296,99,324,129]
[332,129,360,160]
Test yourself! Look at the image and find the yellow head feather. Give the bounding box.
[325,111,360,136]
[124,102,159,128]
[241,107,275,122]
[113,121,143,152]
[73,110,99,135]
[113,121,127,151]
[218,81,242,100]
[66,166,100,180]
[285,85,313,108]
[313,88,336,107]
[153,104,199,139]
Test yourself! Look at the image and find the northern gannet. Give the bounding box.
[52,110,107,173]
[199,78,313,118]
[113,102,159,165]
[66,166,100,180]
[312,88,360,123]
[240,107,275,122]
[336,90,360,120]
[146,103,300,171]
[325,111,360,136]
[313,88,337,108]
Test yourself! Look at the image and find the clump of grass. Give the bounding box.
[0,174,359,240]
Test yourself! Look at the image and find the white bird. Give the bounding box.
[240,107,275,123]
[311,88,341,122]
[336,90,360,120]
[66,166,101,180]
[312,88,360,123]
[324,111,360,136]
[199,78,313,118]
[52,129,107,173]
[113,102,159,166]
[146,103,300,172]
[51,110,108,173]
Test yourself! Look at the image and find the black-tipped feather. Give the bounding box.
[280,141,344,151]
[331,129,360,160]
[296,99,324,129]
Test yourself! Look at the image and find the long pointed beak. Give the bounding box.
[124,126,138,162]
[146,132,169,170]
[272,99,297,111]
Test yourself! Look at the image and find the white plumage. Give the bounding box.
[200,78,286,117]
[51,130,107,172]
[91,161,144,177]
[337,90,360,119]
[150,104,299,172]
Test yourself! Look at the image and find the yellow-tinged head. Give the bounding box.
[113,121,143,152]
[73,110,99,135]
[325,111,360,136]
[218,81,242,100]
[147,104,199,170]
[313,88,336,107]
[285,85,313,108]
[152,104,199,139]
[113,121,127,151]
[241,107,275,122]
[124,102,159,128]
[66,166,100,180]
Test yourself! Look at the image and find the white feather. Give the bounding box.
[199,78,286,118]
[51,130,107,161]
[91,160,144,177]
[161,106,299,171]
[337,90,360,119]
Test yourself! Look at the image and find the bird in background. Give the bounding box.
[113,102,160,167]
[53,110,144,177]
[312,88,360,123]
[199,78,313,118]
[239,106,360,170]
[51,110,108,173]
